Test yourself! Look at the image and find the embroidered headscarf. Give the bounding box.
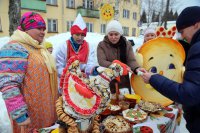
[18,12,46,31]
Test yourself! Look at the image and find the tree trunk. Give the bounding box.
[9,0,21,36]
[163,0,170,29]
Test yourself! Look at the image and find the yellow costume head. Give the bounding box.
[131,37,185,106]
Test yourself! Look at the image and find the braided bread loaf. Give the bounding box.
[56,97,78,133]
[92,115,100,133]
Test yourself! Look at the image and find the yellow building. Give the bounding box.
[0,0,141,37]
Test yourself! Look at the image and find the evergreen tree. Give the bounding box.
[169,9,174,20]
[140,10,147,23]
[173,11,178,20]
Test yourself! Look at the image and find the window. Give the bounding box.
[133,12,137,20]
[100,24,106,34]
[47,0,57,5]
[122,27,129,36]
[86,22,93,32]
[132,28,136,36]
[83,0,94,9]
[48,19,58,32]
[123,9,130,19]
[67,0,75,8]
[67,21,74,31]
[0,17,2,31]
[133,0,137,5]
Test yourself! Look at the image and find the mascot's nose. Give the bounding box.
[159,71,163,75]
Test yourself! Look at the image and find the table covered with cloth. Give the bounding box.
[132,104,182,133]
[38,104,182,133]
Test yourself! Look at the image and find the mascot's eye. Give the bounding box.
[169,63,176,69]
[149,66,157,73]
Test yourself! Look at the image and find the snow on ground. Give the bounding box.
[0,37,10,49]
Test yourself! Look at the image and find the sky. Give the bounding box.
[142,0,200,14]
[173,0,200,14]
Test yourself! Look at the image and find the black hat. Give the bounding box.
[176,6,200,32]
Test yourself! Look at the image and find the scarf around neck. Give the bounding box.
[70,36,80,52]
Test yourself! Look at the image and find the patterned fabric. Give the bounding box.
[0,43,28,120]
[133,105,180,133]
[17,12,46,31]
[13,44,57,132]
[0,31,58,132]
[11,30,58,102]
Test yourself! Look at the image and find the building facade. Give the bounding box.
[0,0,141,37]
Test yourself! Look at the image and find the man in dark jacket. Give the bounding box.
[141,6,200,133]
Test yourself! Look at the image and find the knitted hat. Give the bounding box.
[106,20,123,35]
[144,27,156,36]
[44,42,53,49]
[176,6,200,32]
[70,14,87,36]
[18,12,46,31]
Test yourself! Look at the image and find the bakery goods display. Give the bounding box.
[119,101,130,111]
[138,100,163,113]
[108,104,121,111]
[102,115,131,133]
[122,108,148,123]
[108,104,121,115]
[57,56,133,132]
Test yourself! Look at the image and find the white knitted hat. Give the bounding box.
[144,27,156,36]
[106,20,123,35]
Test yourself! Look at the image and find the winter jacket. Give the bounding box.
[97,36,140,93]
[149,29,200,133]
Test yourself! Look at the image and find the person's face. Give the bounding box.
[179,23,198,43]
[107,31,121,44]
[144,33,156,43]
[72,34,85,45]
[47,47,53,54]
[26,28,45,43]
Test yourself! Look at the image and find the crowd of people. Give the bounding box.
[0,5,200,133]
